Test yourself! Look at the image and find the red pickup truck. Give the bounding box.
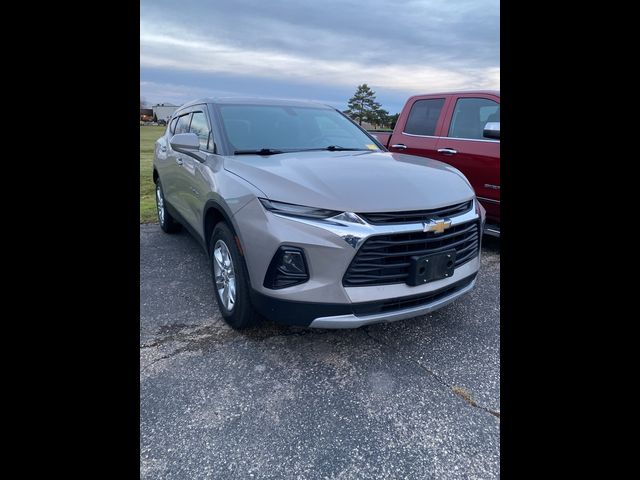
[370,91,500,236]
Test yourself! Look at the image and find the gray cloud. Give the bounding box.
[143,0,498,67]
[141,0,499,105]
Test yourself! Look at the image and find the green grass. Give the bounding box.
[140,126,166,223]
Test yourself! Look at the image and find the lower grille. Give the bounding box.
[351,274,476,316]
[343,221,480,287]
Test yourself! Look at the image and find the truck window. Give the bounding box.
[448,98,500,140]
[404,98,445,136]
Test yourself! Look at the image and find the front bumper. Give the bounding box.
[250,272,477,328]
[234,197,483,327]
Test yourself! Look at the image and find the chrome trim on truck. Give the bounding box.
[399,132,500,143]
[484,225,500,237]
[477,196,500,204]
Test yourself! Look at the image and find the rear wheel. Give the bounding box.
[210,223,259,329]
[156,180,180,233]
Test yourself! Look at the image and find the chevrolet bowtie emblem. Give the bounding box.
[423,218,452,234]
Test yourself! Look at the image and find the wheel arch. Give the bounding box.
[203,199,239,254]
[204,199,255,290]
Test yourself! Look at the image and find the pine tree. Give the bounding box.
[346,84,382,126]
[368,108,390,129]
[388,113,400,129]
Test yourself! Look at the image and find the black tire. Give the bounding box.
[156,180,180,233]
[210,223,259,329]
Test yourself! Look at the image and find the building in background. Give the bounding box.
[152,103,179,122]
[140,108,154,122]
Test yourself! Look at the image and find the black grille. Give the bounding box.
[358,201,473,225]
[343,221,480,287]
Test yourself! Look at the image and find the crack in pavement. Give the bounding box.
[363,326,500,420]
[140,323,335,373]
[141,323,334,348]
[142,322,500,420]
[141,348,188,373]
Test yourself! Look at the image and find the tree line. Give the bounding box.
[344,84,399,130]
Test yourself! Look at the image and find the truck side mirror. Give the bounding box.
[483,122,500,140]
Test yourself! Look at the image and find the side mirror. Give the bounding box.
[170,133,199,151]
[483,122,500,140]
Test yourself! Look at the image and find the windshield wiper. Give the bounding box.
[325,145,370,151]
[234,146,371,155]
[234,148,285,156]
[289,146,371,152]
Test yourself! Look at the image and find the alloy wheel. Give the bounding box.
[213,240,236,311]
[156,184,165,225]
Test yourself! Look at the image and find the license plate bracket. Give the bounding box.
[406,249,457,286]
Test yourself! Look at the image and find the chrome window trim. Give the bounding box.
[270,198,480,251]
[400,132,500,143]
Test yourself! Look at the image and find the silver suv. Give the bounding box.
[153,98,485,329]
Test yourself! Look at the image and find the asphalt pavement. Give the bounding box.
[140,224,500,479]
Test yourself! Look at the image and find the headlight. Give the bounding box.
[259,198,339,220]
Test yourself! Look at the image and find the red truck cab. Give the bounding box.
[371,91,500,236]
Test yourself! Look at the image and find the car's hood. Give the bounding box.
[223,151,474,212]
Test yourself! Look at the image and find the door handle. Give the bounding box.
[437,148,458,155]
[391,144,407,150]
[176,157,183,166]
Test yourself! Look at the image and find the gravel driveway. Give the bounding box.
[140,224,500,479]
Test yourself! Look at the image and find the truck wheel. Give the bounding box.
[210,223,259,329]
[156,180,180,233]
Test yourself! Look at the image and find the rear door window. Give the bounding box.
[403,98,445,136]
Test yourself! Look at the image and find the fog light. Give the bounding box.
[264,246,309,289]
[281,251,305,274]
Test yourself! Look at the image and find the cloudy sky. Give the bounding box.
[140,0,499,114]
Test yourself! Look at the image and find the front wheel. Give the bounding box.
[210,223,259,329]
[156,180,180,233]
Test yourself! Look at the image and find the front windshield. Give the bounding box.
[217,104,381,153]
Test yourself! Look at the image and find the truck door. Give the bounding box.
[387,96,449,158]
[434,95,500,226]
